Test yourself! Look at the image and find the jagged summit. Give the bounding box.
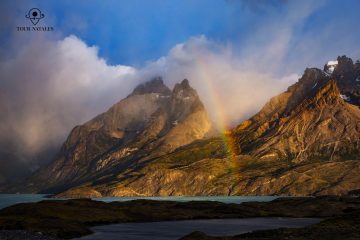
[173,79,195,96]
[172,79,197,100]
[21,77,212,194]
[130,77,171,97]
[332,55,360,105]
[320,55,359,105]
[178,78,190,87]
[170,79,203,120]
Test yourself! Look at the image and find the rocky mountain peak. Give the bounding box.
[170,79,204,120]
[172,79,199,102]
[22,77,212,194]
[130,77,171,97]
[173,79,194,95]
[233,56,360,163]
[333,56,355,81]
[179,78,190,87]
[337,55,354,68]
[329,55,360,105]
[323,56,353,75]
[287,68,328,96]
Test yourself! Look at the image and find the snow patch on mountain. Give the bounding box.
[326,60,338,74]
[340,94,350,101]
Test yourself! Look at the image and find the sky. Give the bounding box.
[0,0,359,173]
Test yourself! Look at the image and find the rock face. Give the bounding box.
[232,58,360,162]
[23,78,212,193]
[16,56,360,197]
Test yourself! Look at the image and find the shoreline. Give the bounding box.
[78,217,322,240]
[0,195,358,239]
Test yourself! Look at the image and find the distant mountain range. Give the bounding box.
[7,56,360,197]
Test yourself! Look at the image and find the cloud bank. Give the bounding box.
[0,36,136,165]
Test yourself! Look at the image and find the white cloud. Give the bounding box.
[0,35,137,160]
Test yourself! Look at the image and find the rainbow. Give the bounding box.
[194,58,241,180]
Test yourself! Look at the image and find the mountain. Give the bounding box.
[13,56,360,197]
[19,77,212,195]
[232,56,360,162]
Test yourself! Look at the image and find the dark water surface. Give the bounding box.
[0,194,48,209]
[76,218,321,240]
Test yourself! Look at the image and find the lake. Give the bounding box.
[0,194,278,209]
[76,218,322,240]
[0,194,321,240]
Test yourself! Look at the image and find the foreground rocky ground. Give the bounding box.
[0,230,61,240]
[0,195,359,239]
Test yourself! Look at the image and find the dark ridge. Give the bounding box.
[129,77,171,96]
